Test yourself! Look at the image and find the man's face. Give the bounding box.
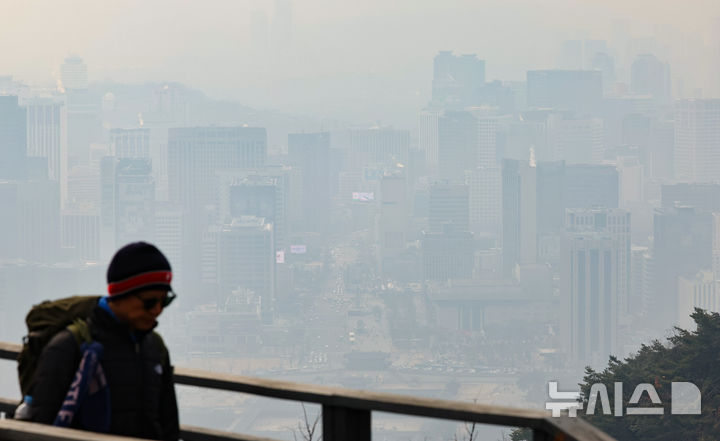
[111,289,169,332]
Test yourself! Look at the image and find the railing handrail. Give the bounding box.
[0,341,617,441]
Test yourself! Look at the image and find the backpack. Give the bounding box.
[17,296,100,397]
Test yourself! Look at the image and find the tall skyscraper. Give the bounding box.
[422,227,474,281]
[0,96,27,180]
[564,164,619,209]
[465,167,501,238]
[652,207,713,329]
[288,132,330,233]
[25,98,67,188]
[674,99,720,183]
[347,127,410,171]
[526,70,603,116]
[630,54,671,106]
[378,172,409,267]
[428,182,469,233]
[111,128,150,159]
[432,51,486,108]
[418,109,440,169]
[217,216,275,320]
[168,127,267,210]
[114,158,155,246]
[566,208,631,318]
[60,55,88,91]
[561,232,620,366]
[438,111,477,181]
[502,159,537,276]
[546,115,604,164]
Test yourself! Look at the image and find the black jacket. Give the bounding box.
[29,305,179,440]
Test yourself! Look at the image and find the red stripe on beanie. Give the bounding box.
[107,270,173,296]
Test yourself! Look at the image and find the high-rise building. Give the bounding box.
[347,127,410,171]
[217,216,275,319]
[546,115,604,164]
[378,172,409,266]
[561,232,620,366]
[60,55,88,91]
[526,70,603,116]
[168,127,267,210]
[61,208,100,261]
[661,183,720,212]
[674,100,720,183]
[432,51,485,108]
[114,158,155,246]
[288,132,330,233]
[630,54,671,106]
[111,128,150,159]
[465,167,501,238]
[25,98,67,198]
[652,207,713,329]
[677,270,719,331]
[0,96,27,180]
[565,164,619,209]
[502,159,537,276]
[428,182,469,233]
[418,109,440,169]
[566,208,631,318]
[422,227,474,282]
[438,111,477,181]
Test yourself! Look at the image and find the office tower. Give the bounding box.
[591,52,616,94]
[674,100,720,183]
[287,132,330,233]
[155,203,183,289]
[418,109,440,168]
[661,183,720,212]
[168,127,267,211]
[378,172,409,267]
[61,56,100,169]
[677,271,719,330]
[561,232,620,366]
[347,127,410,171]
[630,54,671,106]
[649,119,674,180]
[470,109,500,167]
[220,172,288,249]
[0,183,19,258]
[631,246,652,318]
[617,157,644,208]
[432,51,485,108]
[546,115,604,164]
[60,55,88,90]
[61,208,100,261]
[652,207,713,328]
[421,228,474,281]
[465,167,501,237]
[438,111,477,181]
[502,159,537,276]
[111,128,150,159]
[428,182,469,232]
[217,216,275,318]
[526,70,603,115]
[66,165,100,208]
[0,96,27,180]
[536,161,566,262]
[25,98,67,195]
[501,113,549,161]
[114,158,155,246]
[566,209,631,318]
[564,164,619,209]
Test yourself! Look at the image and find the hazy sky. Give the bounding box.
[1,0,719,125]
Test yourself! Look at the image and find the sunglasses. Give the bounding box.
[134,291,176,310]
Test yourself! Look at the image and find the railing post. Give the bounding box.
[322,405,371,441]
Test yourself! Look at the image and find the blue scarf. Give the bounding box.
[53,341,111,432]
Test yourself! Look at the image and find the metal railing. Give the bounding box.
[0,341,615,441]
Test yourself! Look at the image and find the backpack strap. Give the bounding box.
[67,319,92,347]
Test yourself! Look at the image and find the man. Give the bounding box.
[29,242,179,440]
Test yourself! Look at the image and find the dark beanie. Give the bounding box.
[107,242,173,298]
